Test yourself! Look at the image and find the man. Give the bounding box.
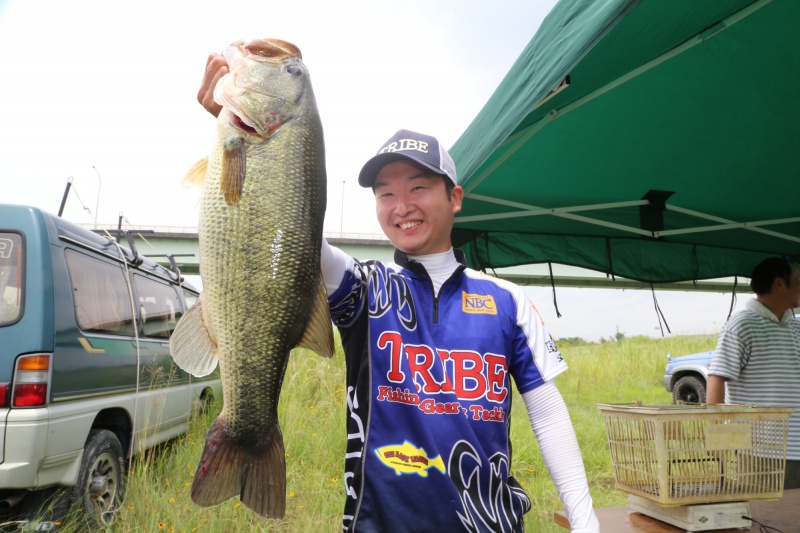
[198,53,599,532]
[708,257,800,489]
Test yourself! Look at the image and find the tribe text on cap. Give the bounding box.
[358,129,458,187]
[378,138,431,155]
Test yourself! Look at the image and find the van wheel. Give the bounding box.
[194,389,215,417]
[673,375,706,404]
[71,429,126,529]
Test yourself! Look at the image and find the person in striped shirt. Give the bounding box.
[708,257,800,489]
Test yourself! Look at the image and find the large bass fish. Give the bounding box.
[170,38,334,519]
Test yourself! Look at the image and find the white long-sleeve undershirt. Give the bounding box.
[321,240,459,295]
[523,382,599,532]
[321,237,348,294]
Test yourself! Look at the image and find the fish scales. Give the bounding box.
[201,127,325,436]
[170,38,334,520]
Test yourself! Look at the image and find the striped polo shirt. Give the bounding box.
[709,299,800,460]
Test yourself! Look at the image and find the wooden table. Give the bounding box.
[554,489,800,532]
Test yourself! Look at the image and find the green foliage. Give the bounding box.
[553,336,590,347]
[42,333,717,532]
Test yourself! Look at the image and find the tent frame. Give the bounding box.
[456,196,800,245]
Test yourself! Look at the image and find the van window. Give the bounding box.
[183,289,198,310]
[134,275,184,339]
[65,249,135,336]
[0,232,24,326]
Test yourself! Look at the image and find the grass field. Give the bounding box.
[27,333,718,532]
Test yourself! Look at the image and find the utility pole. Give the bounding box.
[340,180,346,235]
[91,166,102,228]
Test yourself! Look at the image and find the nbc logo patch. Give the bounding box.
[462,291,497,315]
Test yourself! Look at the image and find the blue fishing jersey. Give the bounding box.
[328,249,568,533]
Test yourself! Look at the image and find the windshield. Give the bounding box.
[0,232,24,326]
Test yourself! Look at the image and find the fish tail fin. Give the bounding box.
[297,273,336,358]
[170,296,219,376]
[191,416,287,518]
[241,426,286,518]
[191,416,243,508]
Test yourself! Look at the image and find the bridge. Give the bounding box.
[90,225,738,292]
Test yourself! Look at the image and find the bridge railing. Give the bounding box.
[79,223,388,242]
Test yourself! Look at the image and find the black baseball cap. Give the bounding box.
[358,129,458,188]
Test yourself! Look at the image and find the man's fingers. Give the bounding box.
[198,53,228,118]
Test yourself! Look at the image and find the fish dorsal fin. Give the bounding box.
[183,158,208,187]
[170,295,220,377]
[221,136,246,204]
[297,273,336,358]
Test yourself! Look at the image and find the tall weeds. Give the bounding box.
[39,334,716,532]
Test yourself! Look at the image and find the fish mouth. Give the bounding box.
[231,113,259,135]
[243,39,302,61]
[215,38,302,138]
[227,108,288,137]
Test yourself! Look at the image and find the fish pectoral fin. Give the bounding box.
[191,417,287,518]
[183,157,208,187]
[297,273,336,358]
[169,296,220,377]
[221,135,246,204]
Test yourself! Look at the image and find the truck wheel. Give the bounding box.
[673,375,706,404]
[71,429,126,529]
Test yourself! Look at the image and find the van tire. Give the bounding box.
[71,429,126,529]
[194,389,215,417]
[673,375,706,404]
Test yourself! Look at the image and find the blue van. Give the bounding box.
[0,204,220,528]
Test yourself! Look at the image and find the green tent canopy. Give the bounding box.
[450,0,800,284]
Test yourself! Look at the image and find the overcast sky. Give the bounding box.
[0,0,558,233]
[0,0,750,342]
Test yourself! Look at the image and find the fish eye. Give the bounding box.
[286,65,303,77]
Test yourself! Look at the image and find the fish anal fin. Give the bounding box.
[297,273,336,358]
[221,136,245,204]
[170,296,219,377]
[191,417,287,519]
[183,158,208,187]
